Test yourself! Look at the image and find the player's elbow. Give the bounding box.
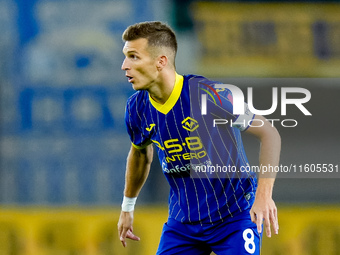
[261,120,281,146]
[247,115,281,149]
[269,126,281,148]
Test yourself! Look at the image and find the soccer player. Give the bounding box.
[117,21,281,255]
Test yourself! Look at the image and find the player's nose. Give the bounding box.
[121,58,130,70]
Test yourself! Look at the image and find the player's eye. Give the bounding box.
[130,54,139,60]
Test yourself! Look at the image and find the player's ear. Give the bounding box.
[156,55,168,71]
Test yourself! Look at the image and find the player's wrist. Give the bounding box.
[121,196,137,212]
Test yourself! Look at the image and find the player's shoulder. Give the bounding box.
[184,74,210,82]
[126,90,148,110]
[183,74,219,86]
[183,74,232,99]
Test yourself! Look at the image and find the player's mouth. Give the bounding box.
[126,75,134,83]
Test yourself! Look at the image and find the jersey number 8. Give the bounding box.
[242,228,256,254]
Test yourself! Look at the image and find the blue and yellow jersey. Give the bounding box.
[125,73,256,224]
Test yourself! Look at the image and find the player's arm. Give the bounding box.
[117,143,154,247]
[245,115,281,238]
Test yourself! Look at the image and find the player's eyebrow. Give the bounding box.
[123,49,139,55]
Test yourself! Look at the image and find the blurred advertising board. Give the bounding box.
[193,3,340,77]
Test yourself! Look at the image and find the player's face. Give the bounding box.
[121,38,159,91]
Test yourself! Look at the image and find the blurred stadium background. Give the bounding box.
[0,0,339,254]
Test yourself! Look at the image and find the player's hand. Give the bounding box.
[250,194,278,238]
[117,211,140,247]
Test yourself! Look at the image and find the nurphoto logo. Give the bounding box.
[201,84,312,128]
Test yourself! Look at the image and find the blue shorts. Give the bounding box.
[156,210,262,255]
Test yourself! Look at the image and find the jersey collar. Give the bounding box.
[149,73,184,115]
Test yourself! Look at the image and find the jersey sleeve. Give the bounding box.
[125,96,152,149]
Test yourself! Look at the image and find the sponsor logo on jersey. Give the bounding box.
[181,117,199,132]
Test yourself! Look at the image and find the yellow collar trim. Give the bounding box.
[149,73,184,115]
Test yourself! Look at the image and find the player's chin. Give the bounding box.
[131,83,146,91]
[130,82,138,90]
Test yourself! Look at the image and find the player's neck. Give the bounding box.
[148,69,176,105]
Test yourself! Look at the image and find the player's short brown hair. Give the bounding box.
[122,21,178,57]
